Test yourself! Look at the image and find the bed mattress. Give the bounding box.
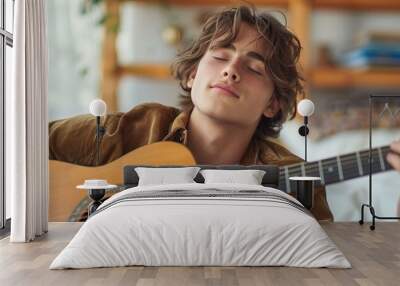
[50,183,350,269]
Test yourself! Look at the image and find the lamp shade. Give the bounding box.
[297,99,315,117]
[89,99,107,117]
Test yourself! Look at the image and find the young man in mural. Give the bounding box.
[49,6,332,221]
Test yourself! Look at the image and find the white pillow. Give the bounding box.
[200,169,266,185]
[135,167,201,186]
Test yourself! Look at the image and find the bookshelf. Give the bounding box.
[101,0,400,111]
[310,67,400,89]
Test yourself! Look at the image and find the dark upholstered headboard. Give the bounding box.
[123,165,279,189]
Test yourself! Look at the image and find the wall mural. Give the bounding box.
[48,1,400,222]
[48,3,303,222]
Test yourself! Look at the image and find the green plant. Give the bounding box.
[80,0,119,33]
[80,0,104,15]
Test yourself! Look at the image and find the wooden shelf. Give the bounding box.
[117,65,400,89]
[129,0,400,11]
[118,63,172,80]
[310,67,400,89]
[124,0,288,7]
[313,0,400,11]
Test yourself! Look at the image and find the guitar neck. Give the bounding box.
[278,145,393,193]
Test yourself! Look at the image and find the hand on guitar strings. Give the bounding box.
[387,140,400,172]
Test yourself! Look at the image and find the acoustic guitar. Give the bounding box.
[49,142,395,222]
[49,141,196,222]
[277,145,393,192]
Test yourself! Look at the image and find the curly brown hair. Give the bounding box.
[171,5,304,139]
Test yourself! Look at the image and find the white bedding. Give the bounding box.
[50,183,351,269]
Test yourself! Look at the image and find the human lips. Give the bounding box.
[211,83,240,98]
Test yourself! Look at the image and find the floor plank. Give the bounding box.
[0,222,399,286]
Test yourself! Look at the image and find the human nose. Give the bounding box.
[221,59,241,83]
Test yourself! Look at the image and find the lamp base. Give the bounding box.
[296,180,314,210]
[88,188,106,216]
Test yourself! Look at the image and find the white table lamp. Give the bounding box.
[89,99,107,165]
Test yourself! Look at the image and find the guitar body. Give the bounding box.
[49,142,196,221]
[49,140,392,222]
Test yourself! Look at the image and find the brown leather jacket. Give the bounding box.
[49,102,333,221]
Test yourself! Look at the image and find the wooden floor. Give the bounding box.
[0,222,399,286]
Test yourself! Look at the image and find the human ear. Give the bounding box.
[187,69,197,88]
[263,96,280,118]
[187,78,194,88]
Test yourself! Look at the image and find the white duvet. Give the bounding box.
[50,183,351,269]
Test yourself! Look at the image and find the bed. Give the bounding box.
[49,165,350,269]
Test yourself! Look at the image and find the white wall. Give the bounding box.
[47,0,103,120]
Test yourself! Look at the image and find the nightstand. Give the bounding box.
[289,176,321,209]
[77,180,117,216]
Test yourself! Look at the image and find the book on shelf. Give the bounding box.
[342,56,400,68]
[354,31,400,46]
[342,42,400,68]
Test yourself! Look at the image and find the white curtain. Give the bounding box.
[7,0,48,242]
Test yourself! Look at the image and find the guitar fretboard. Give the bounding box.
[278,145,393,193]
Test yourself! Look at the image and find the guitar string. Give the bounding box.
[283,159,387,178]
[279,146,391,180]
[280,161,388,184]
[283,157,385,175]
[284,146,390,172]
[303,147,389,168]
[301,153,387,174]
[277,147,391,191]
[278,156,388,190]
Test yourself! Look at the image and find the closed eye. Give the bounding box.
[213,54,263,75]
[248,67,263,75]
[213,56,228,61]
